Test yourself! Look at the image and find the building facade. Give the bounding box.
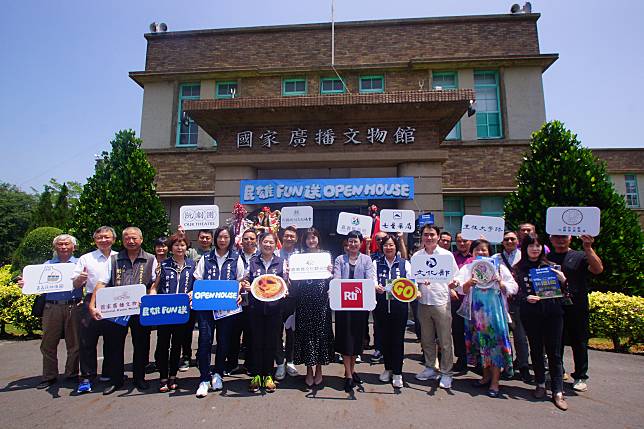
[130,12,643,243]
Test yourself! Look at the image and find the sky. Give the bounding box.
[1,0,643,192]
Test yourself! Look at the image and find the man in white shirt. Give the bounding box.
[71,226,118,394]
[411,224,459,390]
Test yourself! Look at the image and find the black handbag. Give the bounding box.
[31,294,46,317]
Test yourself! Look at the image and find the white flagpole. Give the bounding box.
[331,0,335,66]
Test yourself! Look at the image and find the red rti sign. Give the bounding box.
[340,282,363,308]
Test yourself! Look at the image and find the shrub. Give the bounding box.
[11,226,62,273]
[588,291,644,352]
[0,265,41,336]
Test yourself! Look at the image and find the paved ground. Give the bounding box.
[0,328,642,429]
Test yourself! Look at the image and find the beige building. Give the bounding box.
[129,12,643,247]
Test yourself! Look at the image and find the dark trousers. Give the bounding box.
[228,310,250,371]
[275,301,295,365]
[450,296,465,360]
[410,300,422,340]
[197,311,236,382]
[102,315,150,385]
[562,301,590,380]
[79,297,108,379]
[181,311,196,360]
[249,309,281,376]
[157,322,192,380]
[508,300,530,370]
[374,305,407,375]
[522,306,564,394]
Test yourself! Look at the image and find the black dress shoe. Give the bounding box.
[343,377,354,393]
[37,379,56,389]
[134,379,150,390]
[103,384,122,395]
[351,372,363,385]
[520,367,534,383]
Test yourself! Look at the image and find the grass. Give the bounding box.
[588,338,644,354]
[0,323,41,339]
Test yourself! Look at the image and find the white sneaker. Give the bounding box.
[379,370,393,383]
[286,362,299,377]
[392,374,403,388]
[439,374,453,389]
[355,355,362,363]
[415,367,438,381]
[573,379,587,392]
[211,373,223,391]
[275,363,286,381]
[196,381,209,398]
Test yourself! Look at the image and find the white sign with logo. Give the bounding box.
[336,212,373,237]
[280,206,314,229]
[546,206,600,236]
[179,205,220,230]
[21,263,76,295]
[288,252,332,280]
[329,279,376,311]
[410,254,456,282]
[379,209,415,233]
[460,215,506,243]
[95,284,147,318]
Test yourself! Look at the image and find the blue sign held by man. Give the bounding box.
[192,280,240,311]
[140,294,191,326]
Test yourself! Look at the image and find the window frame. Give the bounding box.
[443,197,465,249]
[320,77,345,94]
[215,81,239,99]
[432,71,461,140]
[624,174,640,208]
[175,83,200,147]
[359,75,385,94]
[480,196,505,217]
[282,77,307,96]
[474,70,503,140]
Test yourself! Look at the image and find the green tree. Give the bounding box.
[11,227,63,273]
[0,183,38,265]
[504,121,644,296]
[30,180,76,230]
[69,129,169,252]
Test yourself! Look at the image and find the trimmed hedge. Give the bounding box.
[0,266,40,335]
[11,226,62,274]
[588,291,644,352]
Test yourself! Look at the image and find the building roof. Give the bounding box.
[130,13,557,86]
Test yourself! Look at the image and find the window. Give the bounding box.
[474,70,502,139]
[320,77,345,94]
[282,78,307,96]
[176,83,200,147]
[216,81,238,99]
[625,175,640,208]
[443,197,464,244]
[432,71,461,140]
[359,75,384,93]
[481,196,505,217]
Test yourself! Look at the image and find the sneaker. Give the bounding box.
[379,370,392,383]
[275,363,286,381]
[439,374,452,389]
[415,367,438,381]
[249,375,262,392]
[286,362,298,377]
[264,376,276,393]
[355,355,362,364]
[371,350,383,363]
[392,374,403,388]
[179,359,190,372]
[572,379,587,392]
[77,379,92,394]
[211,373,223,391]
[196,381,209,398]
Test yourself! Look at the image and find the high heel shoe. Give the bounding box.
[344,377,354,393]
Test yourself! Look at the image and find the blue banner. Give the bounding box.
[192,280,240,311]
[418,213,435,226]
[240,177,414,204]
[529,267,563,299]
[139,294,190,326]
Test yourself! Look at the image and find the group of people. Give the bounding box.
[22,220,603,411]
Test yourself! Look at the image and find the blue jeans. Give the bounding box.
[197,311,235,382]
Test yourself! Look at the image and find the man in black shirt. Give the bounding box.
[548,234,603,392]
